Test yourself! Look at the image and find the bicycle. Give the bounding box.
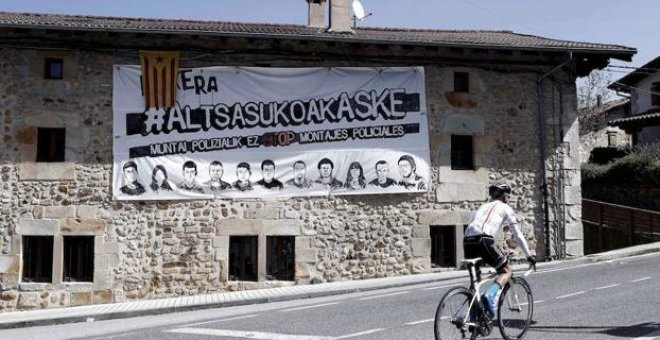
[434,256,536,340]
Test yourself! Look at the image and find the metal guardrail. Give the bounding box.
[582,199,660,254]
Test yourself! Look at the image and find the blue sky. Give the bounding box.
[1,0,658,75]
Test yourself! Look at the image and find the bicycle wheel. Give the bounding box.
[434,287,477,340]
[497,277,533,340]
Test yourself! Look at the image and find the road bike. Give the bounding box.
[434,256,535,340]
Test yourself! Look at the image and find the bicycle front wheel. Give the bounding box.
[497,276,533,340]
[434,286,476,340]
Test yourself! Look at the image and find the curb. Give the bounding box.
[0,272,465,330]
[1,242,658,329]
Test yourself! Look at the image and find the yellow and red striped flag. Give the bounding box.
[139,51,179,109]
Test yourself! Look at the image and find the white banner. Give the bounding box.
[113,66,430,200]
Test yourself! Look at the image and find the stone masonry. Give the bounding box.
[0,31,581,310]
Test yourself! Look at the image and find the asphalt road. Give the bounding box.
[2,252,659,340]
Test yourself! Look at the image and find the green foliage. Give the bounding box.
[587,146,631,165]
[582,142,660,210]
[636,141,660,160]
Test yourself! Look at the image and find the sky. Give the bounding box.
[1,0,658,81]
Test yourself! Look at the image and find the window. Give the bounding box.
[36,128,66,162]
[63,236,94,282]
[451,135,475,170]
[44,58,63,79]
[652,82,660,106]
[453,72,470,92]
[267,236,295,281]
[430,226,456,268]
[607,131,618,147]
[229,236,258,281]
[22,236,53,283]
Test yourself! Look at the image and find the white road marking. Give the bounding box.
[404,318,435,325]
[556,291,585,299]
[536,252,659,275]
[631,276,651,283]
[422,284,461,291]
[334,328,386,339]
[358,291,409,300]
[167,327,332,340]
[176,314,258,327]
[519,300,544,306]
[594,284,620,290]
[280,302,341,312]
[538,262,606,274]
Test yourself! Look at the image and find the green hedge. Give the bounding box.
[588,146,631,165]
[582,142,660,210]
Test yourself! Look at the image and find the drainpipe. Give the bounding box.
[537,52,572,261]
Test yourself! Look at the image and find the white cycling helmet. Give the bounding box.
[489,183,511,198]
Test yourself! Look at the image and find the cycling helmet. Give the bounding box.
[488,183,511,199]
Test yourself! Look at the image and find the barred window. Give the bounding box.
[229,236,258,281]
[63,236,94,282]
[430,226,456,268]
[22,236,53,283]
[267,236,295,281]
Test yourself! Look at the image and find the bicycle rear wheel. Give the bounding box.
[497,277,533,340]
[434,287,477,340]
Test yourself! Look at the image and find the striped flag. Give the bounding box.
[139,51,180,109]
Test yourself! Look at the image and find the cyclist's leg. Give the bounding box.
[495,263,512,287]
[480,236,509,317]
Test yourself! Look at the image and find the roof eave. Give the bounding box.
[0,22,637,58]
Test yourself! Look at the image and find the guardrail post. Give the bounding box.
[628,210,635,246]
[598,202,604,252]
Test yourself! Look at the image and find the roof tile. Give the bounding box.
[0,11,636,54]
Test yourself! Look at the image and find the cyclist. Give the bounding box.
[463,183,536,318]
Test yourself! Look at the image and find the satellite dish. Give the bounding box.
[352,0,367,20]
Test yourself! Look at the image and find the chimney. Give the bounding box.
[306,0,326,28]
[328,0,354,33]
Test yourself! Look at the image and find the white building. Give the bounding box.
[609,56,660,145]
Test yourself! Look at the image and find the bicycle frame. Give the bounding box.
[459,258,534,328]
[461,261,497,328]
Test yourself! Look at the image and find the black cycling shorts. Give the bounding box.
[463,235,507,271]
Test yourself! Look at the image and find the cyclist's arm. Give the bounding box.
[503,206,532,258]
[510,221,532,258]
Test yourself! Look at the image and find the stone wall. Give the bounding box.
[578,100,631,163]
[0,39,580,310]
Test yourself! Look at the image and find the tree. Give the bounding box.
[577,70,618,112]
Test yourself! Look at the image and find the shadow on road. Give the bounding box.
[529,321,660,338]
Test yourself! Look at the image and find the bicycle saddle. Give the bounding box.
[461,257,482,266]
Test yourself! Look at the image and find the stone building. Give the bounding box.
[578,99,631,163]
[0,1,635,310]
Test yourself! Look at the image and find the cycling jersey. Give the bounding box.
[464,200,532,258]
